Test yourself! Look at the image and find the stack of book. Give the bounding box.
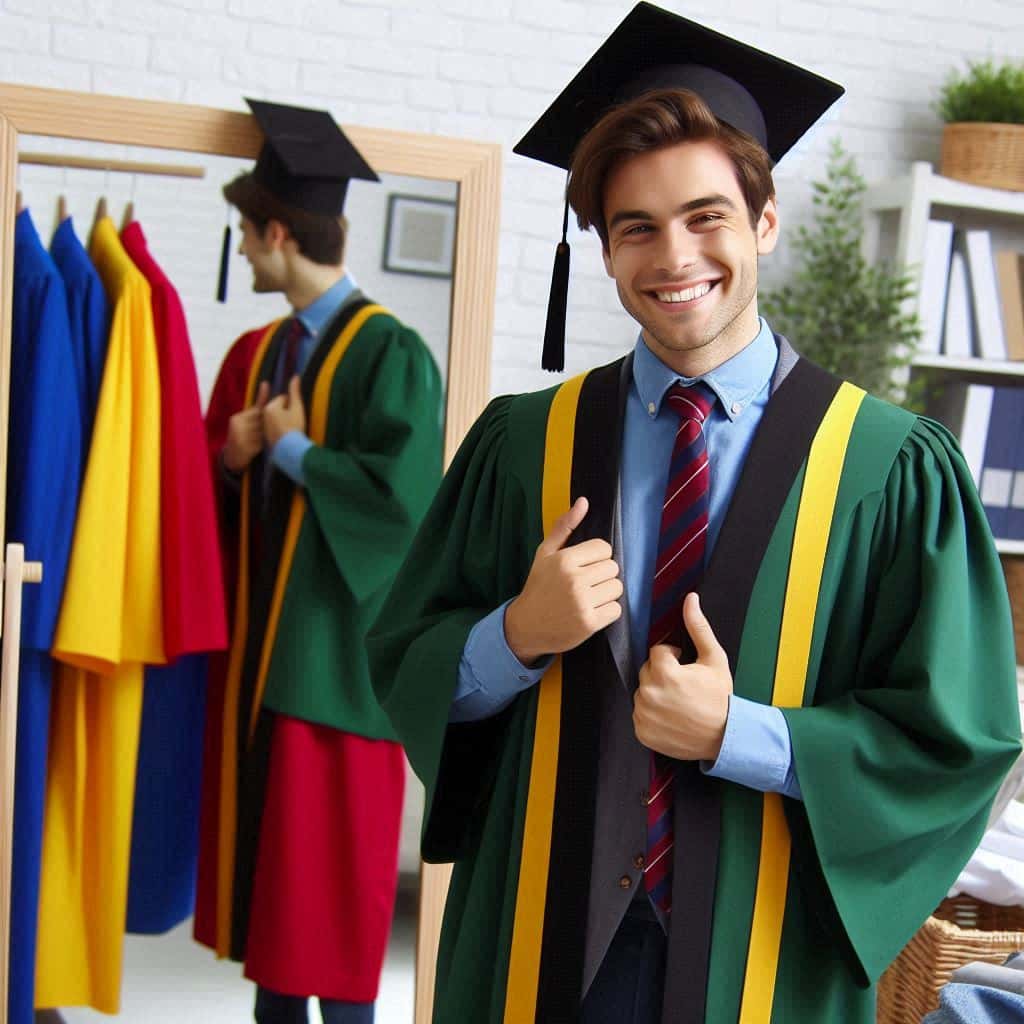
[918,222,1024,360]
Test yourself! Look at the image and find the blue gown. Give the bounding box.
[50,216,110,454]
[7,210,83,1024]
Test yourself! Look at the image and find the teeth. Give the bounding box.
[655,282,712,303]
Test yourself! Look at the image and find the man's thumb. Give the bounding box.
[540,495,588,553]
[683,593,726,668]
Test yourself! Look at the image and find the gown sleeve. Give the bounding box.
[781,416,1023,985]
[300,324,444,604]
[368,394,534,861]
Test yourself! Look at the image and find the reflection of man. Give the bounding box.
[368,8,1021,1024]
[195,99,443,1024]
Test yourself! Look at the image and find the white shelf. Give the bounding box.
[912,355,1024,378]
[997,539,1024,556]
[864,162,1024,218]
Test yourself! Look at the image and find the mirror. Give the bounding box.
[0,84,500,1024]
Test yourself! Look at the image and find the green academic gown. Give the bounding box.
[368,346,1022,1024]
[201,294,443,964]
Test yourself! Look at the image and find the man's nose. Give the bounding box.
[654,223,698,276]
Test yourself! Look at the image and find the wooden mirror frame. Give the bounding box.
[0,83,498,1024]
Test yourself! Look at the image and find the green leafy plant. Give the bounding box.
[761,139,922,405]
[937,59,1024,125]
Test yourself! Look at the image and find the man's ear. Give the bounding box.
[756,199,780,256]
[263,218,289,250]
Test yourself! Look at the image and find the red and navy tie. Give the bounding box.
[279,316,304,393]
[644,381,715,918]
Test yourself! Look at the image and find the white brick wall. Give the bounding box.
[3,0,1022,397]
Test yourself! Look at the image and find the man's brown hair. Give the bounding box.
[566,87,776,249]
[223,172,348,266]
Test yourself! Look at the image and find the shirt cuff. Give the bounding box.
[270,431,314,486]
[450,599,552,723]
[701,696,803,800]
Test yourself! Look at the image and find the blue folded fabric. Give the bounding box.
[922,982,1024,1023]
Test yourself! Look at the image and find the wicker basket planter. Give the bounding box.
[940,122,1024,192]
[876,895,1024,1024]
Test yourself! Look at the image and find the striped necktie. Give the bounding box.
[278,316,304,394]
[644,381,715,918]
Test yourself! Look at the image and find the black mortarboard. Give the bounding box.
[217,99,379,302]
[514,2,845,370]
[246,97,379,216]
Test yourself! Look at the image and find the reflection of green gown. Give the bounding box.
[369,349,1022,1024]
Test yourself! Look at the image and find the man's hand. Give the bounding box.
[263,375,307,448]
[223,380,270,473]
[504,496,622,666]
[633,593,733,762]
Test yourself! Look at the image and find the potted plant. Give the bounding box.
[761,139,922,406]
[937,59,1024,192]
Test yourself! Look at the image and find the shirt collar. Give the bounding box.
[632,317,777,422]
[294,271,357,338]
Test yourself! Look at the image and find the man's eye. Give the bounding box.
[623,224,651,235]
[691,213,723,226]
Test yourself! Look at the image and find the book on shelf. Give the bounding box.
[1009,463,1024,543]
[979,388,1024,539]
[943,248,974,358]
[963,229,1008,360]
[918,220,954,355]
[995,249,1024,362]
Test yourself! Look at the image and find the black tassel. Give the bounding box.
[542,186,572,372]
[217,222,231,303]
[542,241,570,372]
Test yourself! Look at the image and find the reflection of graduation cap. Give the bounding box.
[246,98,379,216]
[217,99,380,302]
[514,2,844,370]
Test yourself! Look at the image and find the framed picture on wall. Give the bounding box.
[382,193,457,278]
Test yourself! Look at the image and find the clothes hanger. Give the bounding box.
[15,190,23,214]
[121,172,137,232]
[57,195,67,222]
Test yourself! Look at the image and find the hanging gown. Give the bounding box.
[50,215,110,458]
[6,210,83,1024]
[34,216,164,1014]
[120,219,228,933]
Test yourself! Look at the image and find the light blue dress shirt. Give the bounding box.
[269,272,357,485]
[453,319,802,800]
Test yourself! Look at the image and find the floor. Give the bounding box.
[42,888,418,1024]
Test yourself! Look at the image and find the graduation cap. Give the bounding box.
[217,99,380,301]
[246,98,379,216]
[513,2,845,370]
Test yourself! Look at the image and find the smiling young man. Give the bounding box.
[194,99,443,1024]
[368,7,1021,1024]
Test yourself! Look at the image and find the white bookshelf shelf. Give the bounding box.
[912,355,1024,378]
[997,540,1024,556]
[864,162,1024,220]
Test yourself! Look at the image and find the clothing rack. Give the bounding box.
[18,152,206,179]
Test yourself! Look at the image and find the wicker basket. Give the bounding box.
[940,122,1024,192]
[876,895,1024,1024]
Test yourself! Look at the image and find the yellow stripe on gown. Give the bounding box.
[36,217,164,1014]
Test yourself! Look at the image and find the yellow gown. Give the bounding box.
[35,217,164,1013]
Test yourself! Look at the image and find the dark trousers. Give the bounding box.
[580,899,667,1024]
[254,986,374,1024]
